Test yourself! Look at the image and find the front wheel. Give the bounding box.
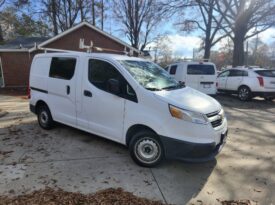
[238,86,251,101]
[37,105,54,130]
[129,131,164,167]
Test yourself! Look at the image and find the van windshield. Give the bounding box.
[119,60,183,91]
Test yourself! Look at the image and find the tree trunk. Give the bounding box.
[51,0,58,35]
[101,0,104,30]
[0,25,4,43]
[232,34,245,66]
[203,1,213,61]
[80,0,84,21]
[203,42,211,60]
[92,0,95,26]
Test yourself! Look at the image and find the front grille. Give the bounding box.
[206,110,220,118]
[207,109,223,128]
[211,119,222,127]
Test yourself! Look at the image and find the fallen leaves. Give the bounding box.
[0,187,166,205]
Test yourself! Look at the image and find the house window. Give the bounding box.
[49,57,76,80]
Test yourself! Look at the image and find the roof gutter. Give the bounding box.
[0,49,29,52]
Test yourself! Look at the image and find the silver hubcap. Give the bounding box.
[239,88,249,100]
[135,138,160,164]
[40,111,48,124]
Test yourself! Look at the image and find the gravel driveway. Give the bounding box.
[0,94,274,205]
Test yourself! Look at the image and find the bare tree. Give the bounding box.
[91,0,95,26]
[50,0,58,35]
[99,0,104,30]
[154,35,173,66]
[0,0,5,42]
[57,0,80,31]
[113,0,163,51]
[163,0,228,60]
[42,0,85,34]
[215,0,275,66]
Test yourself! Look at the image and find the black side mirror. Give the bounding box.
[107,79,120,94]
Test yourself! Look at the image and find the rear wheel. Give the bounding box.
[37,105,54,130]
[238,86,251,101]
[129,130,164,167]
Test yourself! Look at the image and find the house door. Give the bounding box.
[0,58,4,87]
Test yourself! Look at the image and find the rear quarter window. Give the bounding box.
[255,70,275,77]
[49,57,76,80]
[187,64,215,75]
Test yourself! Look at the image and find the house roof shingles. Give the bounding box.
[0,36,50,49]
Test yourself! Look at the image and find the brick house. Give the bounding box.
[0,22,141,88]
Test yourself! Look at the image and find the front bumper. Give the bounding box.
[160,130,228,162]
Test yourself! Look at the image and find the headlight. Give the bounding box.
[169,105,208,124]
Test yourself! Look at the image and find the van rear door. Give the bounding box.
[186,63,216,94]
[47,56,78,126]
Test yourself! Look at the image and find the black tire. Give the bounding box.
[129,130,164,167]
[37,105,54,130]
[264,97,274,101]
[238,86,251,101]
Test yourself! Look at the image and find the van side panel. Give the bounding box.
[30,57,51,92]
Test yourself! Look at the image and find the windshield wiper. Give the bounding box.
[162,83,185,90]
[145,87,162,91]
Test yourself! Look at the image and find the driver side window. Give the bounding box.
[89,59,121,91]
[88,59,137,102]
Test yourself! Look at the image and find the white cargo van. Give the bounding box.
[29,52,228,167]
[166,61,217,95]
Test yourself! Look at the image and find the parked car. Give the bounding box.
[165,61,217,95]
[217,67,275,101]
[29,52,228,167]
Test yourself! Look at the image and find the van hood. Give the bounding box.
[153,87,221,114]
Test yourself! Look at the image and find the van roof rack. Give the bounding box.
[79,38,135,56]
[34,39,138,56]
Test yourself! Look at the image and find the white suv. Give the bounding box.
[217,68,275,101]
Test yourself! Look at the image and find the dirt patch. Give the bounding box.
[0,187,166,205]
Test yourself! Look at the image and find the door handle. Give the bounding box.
[66,85,70,95]
[84,90,92,97]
